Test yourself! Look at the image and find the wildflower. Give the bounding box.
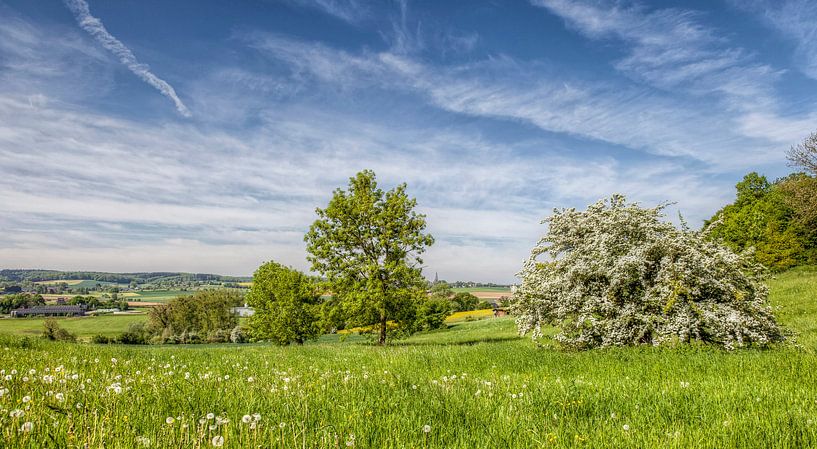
[165,417,175,425]
[10,409,24,418]
[252,413,261,422]
[247,377,254,383]
[623,424,630,431]
[279,422,286,429]
[679,381,690,388]
[211,435,224,447]
[346,433,356,447]
[209,425,217,431]
[136,436,150,447]
[423,424,431,433]
[242,415,252,424]
[111,358,118,364]
[22,396,31,403]
[206,413,215,420]
[19,422,33,433]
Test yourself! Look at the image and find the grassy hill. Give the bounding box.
[1,269,816,448]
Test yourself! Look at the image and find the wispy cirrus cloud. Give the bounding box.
[532,0,779,106]
[531,0,817,148]
[285,0,369,24]
[245,32,787,166]
[63,0,192,117]
[734,0,817,80]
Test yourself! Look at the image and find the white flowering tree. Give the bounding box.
[513,195,784,350]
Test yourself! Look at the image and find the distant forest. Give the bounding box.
[0,269,251,285]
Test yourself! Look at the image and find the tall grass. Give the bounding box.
[0,269,815,448]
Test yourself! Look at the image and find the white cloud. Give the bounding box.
[285,0,369,24]
[0,5,798,282]
[532,0,814,148]
[63,0,192,117]
[736,0,817,80]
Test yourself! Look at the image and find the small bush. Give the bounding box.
[229,325,246,343]
[42,318,76,342]
[91,334,113,344]
[206,329,231,343]
[118,323,149,345]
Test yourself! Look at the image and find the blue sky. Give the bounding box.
[1,0,816,283]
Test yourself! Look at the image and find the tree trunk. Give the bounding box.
[379,313,387,345]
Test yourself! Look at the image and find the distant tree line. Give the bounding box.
[0,269,251,287]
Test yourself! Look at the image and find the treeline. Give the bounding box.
[93,290,244,345]
[0,269,251,284]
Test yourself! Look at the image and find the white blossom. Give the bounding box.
[513,195,783,349]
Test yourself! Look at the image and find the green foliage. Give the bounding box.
[41,318,76,342]
[147,290,241,343]
[0,292,45,314]
[429,281,453,298]
[476,300,494,310]
[450,292,480,312]
[305,170,434,344]
[415,298,452,330]
[117,322,149,345]
[1,269,817,448]
[246,261,320,345]
[706,172,816,271]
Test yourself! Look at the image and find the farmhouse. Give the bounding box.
[10,305,87,318]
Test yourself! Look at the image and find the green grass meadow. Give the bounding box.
[0,269,816,448]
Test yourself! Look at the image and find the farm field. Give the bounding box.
[0,268,816,448]
[0,314,147,338]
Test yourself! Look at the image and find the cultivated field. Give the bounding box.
[0,268,816,448]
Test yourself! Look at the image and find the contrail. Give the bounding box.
[63,0,192,117]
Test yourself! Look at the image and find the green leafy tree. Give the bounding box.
[416,298,452,330]
[147,290,241,343]
[450,292,479,312]
[305,170,434,345]
[429,281,453,299]
[246,261,320,345]
[0,293,44,314]
[706,172,815,271]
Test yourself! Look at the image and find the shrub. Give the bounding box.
[229,325,246,344]
[476,301,494,310]
[91,334,113,344]
[416,298,452,330]
[514,195,784,350]
[118,323,149,345]
[42,318,76,342]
